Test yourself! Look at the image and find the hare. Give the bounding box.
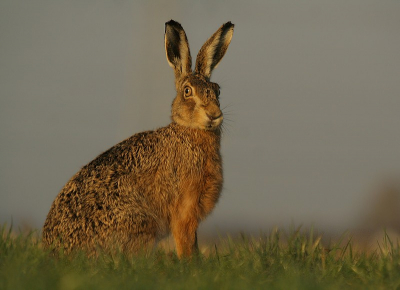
[42,20,234,258]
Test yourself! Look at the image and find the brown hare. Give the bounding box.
[42,20,234,258]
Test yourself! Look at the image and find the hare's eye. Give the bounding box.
[184,86,192,98]
[217,89,221,97]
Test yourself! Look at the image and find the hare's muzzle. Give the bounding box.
[207,112,223,122]
[206,111,223,129]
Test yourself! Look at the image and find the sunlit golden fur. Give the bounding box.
[42,20,234,258]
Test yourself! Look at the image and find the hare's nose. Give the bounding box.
[207,113,223,121]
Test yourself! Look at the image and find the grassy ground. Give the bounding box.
[1,225,400,290]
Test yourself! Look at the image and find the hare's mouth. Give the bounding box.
[205,116,223,130]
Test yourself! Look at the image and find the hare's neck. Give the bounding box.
[170,122,221,149]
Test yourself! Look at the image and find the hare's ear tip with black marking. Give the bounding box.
[166,19,180,26]
[221,21,235,36]
[223,21,234,27]
[165,20,184,31]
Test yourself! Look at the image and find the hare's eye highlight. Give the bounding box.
[184,86,192,98]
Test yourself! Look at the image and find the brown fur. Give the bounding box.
[42,20,234,258]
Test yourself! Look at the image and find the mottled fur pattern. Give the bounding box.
[42,20,234,258]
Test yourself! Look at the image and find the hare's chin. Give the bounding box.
[205,125,221,131]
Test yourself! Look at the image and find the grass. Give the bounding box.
[1,225,400,289]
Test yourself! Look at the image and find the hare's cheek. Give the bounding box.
[198,109,212,128]
[184,99,196,113]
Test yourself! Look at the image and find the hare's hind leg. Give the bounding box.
[112,211,159,254]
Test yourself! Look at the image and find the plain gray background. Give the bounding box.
[1,0,400,236]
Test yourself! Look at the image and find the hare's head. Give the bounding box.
[165,20,234,131]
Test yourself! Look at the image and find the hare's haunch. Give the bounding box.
[42,20,234,258]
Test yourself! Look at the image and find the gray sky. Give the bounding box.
[1,0,400,235]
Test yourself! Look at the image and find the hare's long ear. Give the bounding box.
[195,22,234,79]
[165,20,192,79]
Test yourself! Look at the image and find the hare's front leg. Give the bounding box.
[171,217,199,258]
[170,181,202,257]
